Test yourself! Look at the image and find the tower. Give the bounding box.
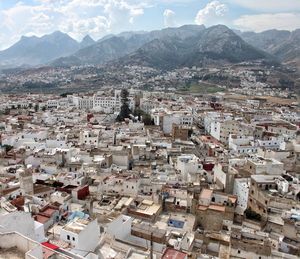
[19,169,34,196]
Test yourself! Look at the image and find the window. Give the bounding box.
[67,235,70,240]
[72,237,75,241]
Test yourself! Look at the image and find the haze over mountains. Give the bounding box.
[0,25,299,70]
[238,29,300,68]
[0,31,81,67]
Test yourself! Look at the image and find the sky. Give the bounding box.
[0,0,300,50]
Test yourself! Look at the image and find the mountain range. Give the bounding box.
[0,31,95,67]
[0,25,299,70]
[117,25,272,69]
[238,29,300,68]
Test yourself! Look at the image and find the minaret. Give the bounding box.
[19,168,34,196]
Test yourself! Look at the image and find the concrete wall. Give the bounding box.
[213,164,226,190]
[77,220,100,252]
[106,215,132,240]
[0,212,37,241]
[0,232,43,259]
[112,153,129,169]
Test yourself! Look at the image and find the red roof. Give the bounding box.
[35,214,50,224]
[42,242,59,250]
[41,208,57,217]
[11,196,25,207]
[162,248,187,259]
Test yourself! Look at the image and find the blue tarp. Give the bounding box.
[67,211,89,221]
[168,219,185,228]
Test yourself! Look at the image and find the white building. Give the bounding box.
[255,121,298,141]
[0,211,46,243]
[233,178,250,214]
[152,110,193,134]
[176,154,203,182]
[245,156,285,175]
[60,218,99,253]
[106,215,132,240]
[256,136,284,151]
[99,175,140,196]
[70,90,135,113]
[93,91,121,113]
[229,135,258,155]
[140,98,157,114]
[79,130,99,146]
[72,96,94,110]
[210,120,254,144]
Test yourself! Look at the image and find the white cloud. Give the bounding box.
[159,0,194,3]
[103,0,145,27]
[226,0,300,12]
[163,9,176,27]
[0,0,148,50]
[233,13,300,32]
[59,16,110,40]
[195,1,228,26]
[0,2,58,48]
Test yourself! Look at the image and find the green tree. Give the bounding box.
[60,92,73,98]
[142,113,153,125]
[34,104,39,112]
[0,108,10,115]
[116,89,131,122]
[133,108,153,125]
[133,108,143,120]
[3,145,13,154]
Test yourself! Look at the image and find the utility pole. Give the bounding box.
[150,232,153,259]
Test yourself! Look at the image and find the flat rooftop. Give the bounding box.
[0,247,24,259]
[132,223,166,239]
[63,218,90,234]
[155,213,196,233]
[199,189,213,200]
[127,251,149,259]
[251,174,277,184]
[98,242,127,259]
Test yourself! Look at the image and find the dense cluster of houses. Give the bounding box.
[0,90,299,259]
